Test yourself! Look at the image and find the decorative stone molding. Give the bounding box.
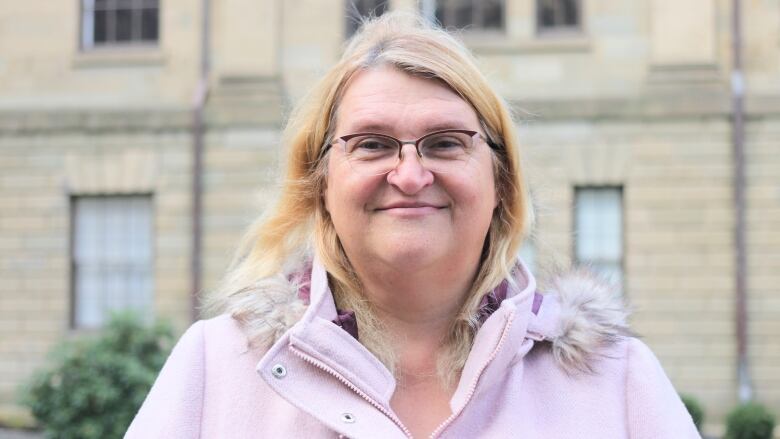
[65,149,158,195]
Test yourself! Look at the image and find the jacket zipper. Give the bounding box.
[288,345,414,439]
[428,312,516,439]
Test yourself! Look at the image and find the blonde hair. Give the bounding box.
[206,11,533,384]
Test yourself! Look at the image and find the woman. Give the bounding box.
[126,12,700,439]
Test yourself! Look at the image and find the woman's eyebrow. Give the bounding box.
[347,121,394,133]
[421,121,469,132]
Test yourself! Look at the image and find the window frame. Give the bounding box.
[432,0,507,34]
[535,0,583,37]
[572,185,625,292]
[79,0,161,51]
[68,193,155,330]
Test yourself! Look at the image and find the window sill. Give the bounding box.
[72,47,166,68]
[466,35,591,55]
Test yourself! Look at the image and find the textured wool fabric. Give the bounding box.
[126,259,701,438]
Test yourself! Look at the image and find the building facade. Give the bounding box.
[0,0,778,434]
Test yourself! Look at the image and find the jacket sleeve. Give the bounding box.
[125,320,205,439]
[625,337,701,439]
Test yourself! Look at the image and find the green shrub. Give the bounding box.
[725,402,776,439]
[680,394,704,431]
[21,312,174,439]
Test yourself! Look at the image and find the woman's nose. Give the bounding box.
[386,144,434,194]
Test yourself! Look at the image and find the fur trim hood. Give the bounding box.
[227,264,632,374]
[528,269,633,373]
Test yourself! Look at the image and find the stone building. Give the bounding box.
[0,0,778,435]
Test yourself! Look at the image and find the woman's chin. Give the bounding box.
[370,240,448,271]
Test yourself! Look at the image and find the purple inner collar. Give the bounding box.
[291,263,541,341]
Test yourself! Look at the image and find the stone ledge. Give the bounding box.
[468,35,591,54]
[512,93,780,121]
[0,107,284,134]
[71,47,167,69]
[2,93,780,133]
[0,110,191,134]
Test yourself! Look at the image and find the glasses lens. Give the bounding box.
[418,131,473,173]
[345,134,400,175]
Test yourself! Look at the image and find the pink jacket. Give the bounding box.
[126,260,700,438]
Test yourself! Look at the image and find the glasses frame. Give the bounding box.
[321,129,496,175]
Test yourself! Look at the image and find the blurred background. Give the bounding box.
[0,0,778,437]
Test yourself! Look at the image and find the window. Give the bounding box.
[345,0,389,37]
[537,0,581,34]
[430,0,504,31]
[81,0,160,50]
[574,187,623,289]
[71,195,154,328]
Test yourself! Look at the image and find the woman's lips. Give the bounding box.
[375,204,446,217]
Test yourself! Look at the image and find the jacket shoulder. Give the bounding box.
[624,337,701,438]
[125,320,207,438]
[126,315,260,438]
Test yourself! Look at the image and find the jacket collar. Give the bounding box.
[255,256,632,397]
[298,258,543,341]
[273,258,397,405]
[260,257,542,409]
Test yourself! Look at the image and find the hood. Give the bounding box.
[228,263,632,374]
[529,268,633,373]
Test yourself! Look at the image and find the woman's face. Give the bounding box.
[324,66,497,274]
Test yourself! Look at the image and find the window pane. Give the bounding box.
[73,195,153,329]
[434,3,445,25]
[538,0,557,28]
[141,7,159,40]
[538,0,580,30]
[563,0,579,26]
[76,265,102,327]
[575,189,622,260]
[371,0,389,15]
[116,8,133,41]
[482,0,503,29]
[453,2,473,28]
[436,0,505,30]
[346,0,388,37]
[574,187,623,289]
[84,0,158,47]
[94,9,108,43]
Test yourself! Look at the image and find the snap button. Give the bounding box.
[341,412,355,423]
[271,364,287,378]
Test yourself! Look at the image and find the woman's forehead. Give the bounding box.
[335,66,480,136]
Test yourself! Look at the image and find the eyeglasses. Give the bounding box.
[324,129,493,176]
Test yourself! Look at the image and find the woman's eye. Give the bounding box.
[354,138,394,151]
[427,137,464,149]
